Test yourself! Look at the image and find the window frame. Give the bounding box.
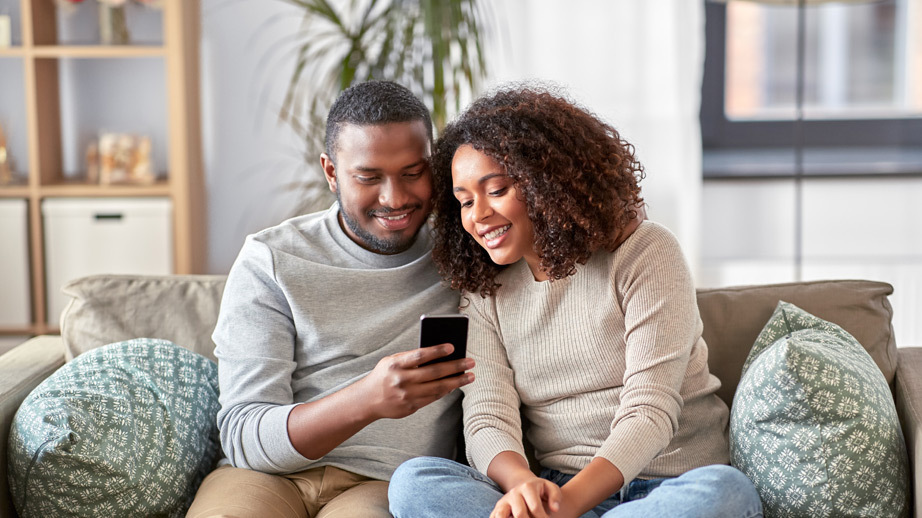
[701,2,922,153]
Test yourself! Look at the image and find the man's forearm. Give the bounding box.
[286,375,378,460]
[286,345,474,460]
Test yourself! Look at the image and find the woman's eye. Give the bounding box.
[459,199,473,208]
[489,187,508,196]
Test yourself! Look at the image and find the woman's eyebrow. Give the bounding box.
[453,172,507,193]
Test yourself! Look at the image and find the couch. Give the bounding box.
[1,274,921,517]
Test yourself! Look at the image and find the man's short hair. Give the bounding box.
[324,81,434,162]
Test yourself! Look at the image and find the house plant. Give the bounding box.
[273,0,490,214]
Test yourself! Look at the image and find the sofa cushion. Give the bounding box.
[696,279,896,407]
[60,274,226,362]
[730,301,910,517]
[7,338,221,518]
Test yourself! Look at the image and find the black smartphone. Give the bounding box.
[419,314,469,371]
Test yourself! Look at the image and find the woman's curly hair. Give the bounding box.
[431,85,645,298]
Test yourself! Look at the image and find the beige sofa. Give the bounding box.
[1,274,921,517]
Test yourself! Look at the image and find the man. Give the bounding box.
[187,81,474,518]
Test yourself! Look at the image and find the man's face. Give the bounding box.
[321,121,433,254]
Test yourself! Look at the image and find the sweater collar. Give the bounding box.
[323,202,433,269]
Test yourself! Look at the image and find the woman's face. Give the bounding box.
[451,145,545,280]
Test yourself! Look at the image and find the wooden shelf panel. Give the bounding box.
[0,186,31,197]
[4,0,204,334]
[31,46,166,58]
[39,179,171,197]
[0,327,36,336]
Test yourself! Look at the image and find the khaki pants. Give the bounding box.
[186,464,391,518]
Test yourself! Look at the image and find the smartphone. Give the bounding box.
[419,314,469,372]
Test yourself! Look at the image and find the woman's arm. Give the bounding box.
[487,451,562,518]
[462,296,529,471]
[593,225,701,482]
[555,458,624,518]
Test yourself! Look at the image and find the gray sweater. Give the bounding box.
[461,221,730,485]
[214,203,461,480]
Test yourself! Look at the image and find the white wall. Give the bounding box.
[701,177,922,346]
[201,0,325,273]
[199,0,706,274]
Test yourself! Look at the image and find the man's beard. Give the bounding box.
[337,193,420,255]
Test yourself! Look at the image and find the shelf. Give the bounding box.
[1,0,204,339]
[32,45,165,58]
[0,327,37,337]
[0,185,30,197]
[39,179,171,197]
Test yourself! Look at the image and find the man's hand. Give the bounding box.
[363,343,475,419]
[287,343,473,459]
[491,478,563,518]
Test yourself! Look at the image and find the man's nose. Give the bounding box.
[379,178,411,209]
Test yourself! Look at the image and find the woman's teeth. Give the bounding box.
[484,225,510,240]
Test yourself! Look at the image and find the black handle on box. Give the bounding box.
[94,213,124,221]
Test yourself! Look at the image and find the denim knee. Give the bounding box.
[389,457,498,518]
[392,456,456,485]
[691,465,762,518]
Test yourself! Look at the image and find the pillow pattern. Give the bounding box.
[730,301,909,518]
[7,338,221,518]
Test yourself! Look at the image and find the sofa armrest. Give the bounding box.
[0,336,66,518]
[897,347,922,518]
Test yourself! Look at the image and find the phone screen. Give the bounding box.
[419,314,469,369]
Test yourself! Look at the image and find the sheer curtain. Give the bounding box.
[484,0,706,274]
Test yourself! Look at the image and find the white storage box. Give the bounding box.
[43,197,173,326]
[0,199,31,328]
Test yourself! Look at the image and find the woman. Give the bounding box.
[389,87,762,518]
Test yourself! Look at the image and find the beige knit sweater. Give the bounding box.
[460,221,730,485]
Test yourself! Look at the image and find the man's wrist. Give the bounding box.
[347,374,380,422]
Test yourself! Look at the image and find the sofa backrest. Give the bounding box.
[60,274,226,363]
[59,275,897,408]
[697,279,897,407]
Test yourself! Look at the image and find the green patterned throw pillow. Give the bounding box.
[7,338,221,518]
[730,301,909,518]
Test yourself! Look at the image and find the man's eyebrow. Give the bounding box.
[453,172,507,193]
[401,160,427,170]
[353,160,427,173]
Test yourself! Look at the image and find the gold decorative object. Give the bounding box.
[0,122,12,185]
[95,132,155,185]
[99,4,130,45]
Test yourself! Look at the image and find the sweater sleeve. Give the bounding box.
[594,227,700,484]
[460,294,527,474]
[213,236,310,474]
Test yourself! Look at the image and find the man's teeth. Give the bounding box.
[382,214,408,221]
[484,225,510,240]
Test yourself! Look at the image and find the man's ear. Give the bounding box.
[320,153,337,193]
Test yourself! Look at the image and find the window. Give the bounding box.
[701,0,922,173]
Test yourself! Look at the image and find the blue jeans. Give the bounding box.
[389,457,763,518]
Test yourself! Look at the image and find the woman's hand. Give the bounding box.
[491,478,563,518]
